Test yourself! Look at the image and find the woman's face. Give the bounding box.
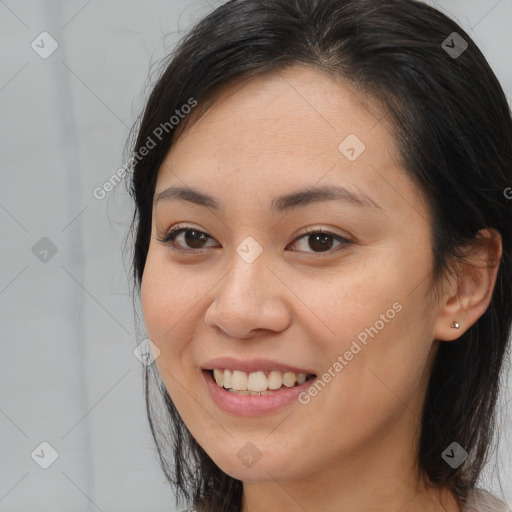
[141,65,446,484]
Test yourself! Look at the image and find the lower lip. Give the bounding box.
[202,370,316,416]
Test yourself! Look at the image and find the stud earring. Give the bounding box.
[450,321,460,329]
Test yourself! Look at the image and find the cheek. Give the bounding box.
[140,252,193,357]
[301,315,433,469]
[309,257,434,421]
[140,257,167,342]
[140,254,199,408]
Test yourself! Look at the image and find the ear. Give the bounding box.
[434,228,502,341]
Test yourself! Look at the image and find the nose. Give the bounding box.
[203,250,292,339]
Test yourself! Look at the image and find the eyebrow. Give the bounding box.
[154,184,383,212]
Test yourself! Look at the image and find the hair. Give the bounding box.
[123,1,512,511]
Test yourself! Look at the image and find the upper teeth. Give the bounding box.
[212,369,310,391]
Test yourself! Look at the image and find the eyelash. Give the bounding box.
[156,224,352,256]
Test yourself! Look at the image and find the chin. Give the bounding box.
[202,442,311,483]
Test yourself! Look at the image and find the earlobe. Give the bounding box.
[433,228,502,342]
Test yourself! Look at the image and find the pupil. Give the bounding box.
[310,233,332,252]
[185,230,207,248]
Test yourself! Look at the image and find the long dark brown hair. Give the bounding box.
[123,1,512,510]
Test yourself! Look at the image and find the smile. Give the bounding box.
[210,369,316,395]
[202,368,318,415]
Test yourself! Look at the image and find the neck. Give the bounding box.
[240,410,461,512]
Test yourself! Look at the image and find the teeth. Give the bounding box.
[247,371,268,392]
[268,370,282,389]
[296,373,306,385]
[228,389,274,396]
[213,369,224,387]
[282,372,296,387]
[211,369,313,392]
[223,369,232,388]
[231,370,248,390]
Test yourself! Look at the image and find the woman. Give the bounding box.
[125,0,512,510]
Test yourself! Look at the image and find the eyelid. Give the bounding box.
[156,223,218,251]
[290,226,352,253]
[156,223,353,255]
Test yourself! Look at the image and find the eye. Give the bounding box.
[156,224,218,253]
[156,224,352,255]
[289,227,352,254]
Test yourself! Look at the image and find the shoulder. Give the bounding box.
[463,488,511,512]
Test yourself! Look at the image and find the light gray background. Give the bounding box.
[1,1,511,511]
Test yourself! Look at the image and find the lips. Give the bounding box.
[202,367,317,415]
[199,356,318,415]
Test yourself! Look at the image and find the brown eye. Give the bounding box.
[307,232,334,252]
[288,230,351,255]
[157,226,219,252]
[182,229,209,249]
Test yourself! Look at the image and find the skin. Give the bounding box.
[140,65,501,512]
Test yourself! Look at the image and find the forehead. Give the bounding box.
[170,65,387,158]
[156,65,426,220]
